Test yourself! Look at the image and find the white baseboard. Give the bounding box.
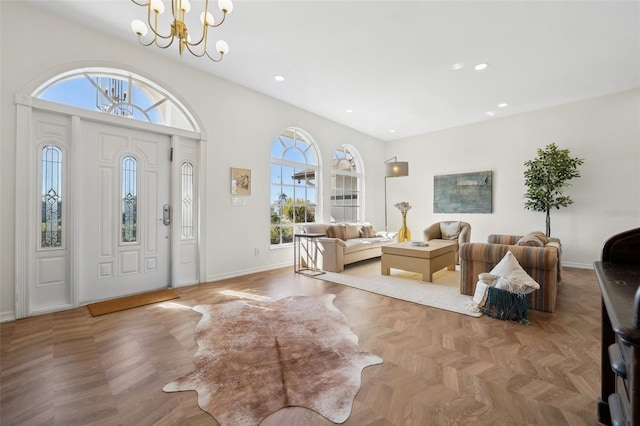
[0,311,16,323]
[562,262,594,269]
[206,261,291,283]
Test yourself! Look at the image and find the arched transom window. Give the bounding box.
[270,129,319,246]
[34,68,198,132]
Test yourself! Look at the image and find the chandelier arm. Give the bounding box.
[186,0,209,47]
[152,34,177,49]
[184,42,208,58]
[144,7,175,40]
[205,50,224,63]
[186,19,208,48]
[208,11,227,28]
[131,0,149,6]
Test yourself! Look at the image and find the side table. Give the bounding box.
[294,233,325,276]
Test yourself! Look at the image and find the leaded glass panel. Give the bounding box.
[181,162,194,239]
[122,156,138,243]
[41,145,63,248]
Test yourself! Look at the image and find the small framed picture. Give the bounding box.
[231,167,251,195]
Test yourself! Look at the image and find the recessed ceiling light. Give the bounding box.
[346,108,354,113]
[486,111,495,116]
[274,75,285,82]
[390,129,397,133]
[474,63,489,71]
[451,63,464,71]
[498,102,509,108]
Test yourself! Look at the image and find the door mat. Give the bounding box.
[87,289,180,316]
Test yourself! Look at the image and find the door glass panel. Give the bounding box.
[41,145,63,248]
[181,162,194,239]
[122,156,138,243]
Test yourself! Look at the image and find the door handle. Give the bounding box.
[163,204,171,226]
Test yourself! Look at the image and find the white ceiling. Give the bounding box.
[24,0,640,141]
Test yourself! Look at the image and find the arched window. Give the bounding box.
[34,68,198,132]
[330,145,363,223]
[270,129,319,246]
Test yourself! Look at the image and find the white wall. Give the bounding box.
[385,89,640,267]
[0,2,385,319]
[1,2,638,320]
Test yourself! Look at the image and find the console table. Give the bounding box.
[595,227,640,426]
[293,233,325,276]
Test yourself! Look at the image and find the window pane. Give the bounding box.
[122,156,137,243]
[181,162,194,239]
[39,78,97,111]
[270,164,283,184]
[41,146,63,248]
[281,165,296,186]
[285,147,306,164]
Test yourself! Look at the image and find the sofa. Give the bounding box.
[459,233,562,313]
[423,221,471,265]
[300,223,394,272]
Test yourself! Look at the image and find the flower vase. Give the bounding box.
[398,212,411,242]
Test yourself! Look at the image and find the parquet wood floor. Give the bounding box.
[1,266,601,425]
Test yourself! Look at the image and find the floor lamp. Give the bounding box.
[384,156,409,231]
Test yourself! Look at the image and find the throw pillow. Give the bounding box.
[359,224,377,238]
[478,273,500,286]
[344,224,362,240]
[440,221,461,240]
[326,224,347,240]
[489,251,540,295]
[516,231,548,247]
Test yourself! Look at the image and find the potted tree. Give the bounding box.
[524,143,584,237]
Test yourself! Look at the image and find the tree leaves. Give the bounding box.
[523,143,584,235]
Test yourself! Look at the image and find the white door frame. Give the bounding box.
[14,95,206,319]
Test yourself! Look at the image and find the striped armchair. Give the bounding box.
[459,234,562,313]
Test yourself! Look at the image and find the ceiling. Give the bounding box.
[24,0,640,141]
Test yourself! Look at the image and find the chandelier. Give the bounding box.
[95,77,134,117]
[130,0,233,62]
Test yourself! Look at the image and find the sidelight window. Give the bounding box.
[181,162,194,239]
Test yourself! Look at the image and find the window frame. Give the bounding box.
[270,128,320,247]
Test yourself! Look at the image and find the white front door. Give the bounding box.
[78,121,171,303]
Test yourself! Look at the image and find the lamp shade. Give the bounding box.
[385,161,409,178]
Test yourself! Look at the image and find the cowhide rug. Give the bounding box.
[163,294,383,425]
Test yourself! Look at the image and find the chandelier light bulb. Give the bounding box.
[216,40,229,55]
[218,0,233,14]
[181,0,191,13]
[200,11,215,26]
[150,0,165,14]
[131,19,148,36]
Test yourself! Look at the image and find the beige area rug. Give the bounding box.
[163,294,383,425]
[317,259,482,318]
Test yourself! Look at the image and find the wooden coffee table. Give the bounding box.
[381,241,457,282]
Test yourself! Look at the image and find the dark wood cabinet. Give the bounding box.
[595,228,640,426]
